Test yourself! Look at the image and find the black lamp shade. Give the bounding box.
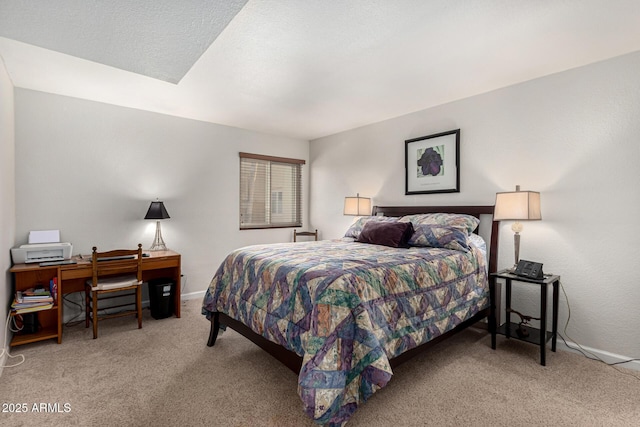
[145,201,170,220]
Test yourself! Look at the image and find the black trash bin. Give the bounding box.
[148,278,175,319]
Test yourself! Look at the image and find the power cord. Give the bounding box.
[64,291,147,327]
[9,313,23,333]
[1,312,26,368]
[63,294,87,327]
[558,281,639,380]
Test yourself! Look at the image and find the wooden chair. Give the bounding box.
[293,229,318,242]
[85,244,143,339]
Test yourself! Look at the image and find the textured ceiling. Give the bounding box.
[1,0,639,140]
[0,0,248,83]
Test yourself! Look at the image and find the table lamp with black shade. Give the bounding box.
[145,200,170,251]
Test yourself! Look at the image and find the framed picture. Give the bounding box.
[405,129,460,195]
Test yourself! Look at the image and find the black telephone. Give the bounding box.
[514,260,544,279]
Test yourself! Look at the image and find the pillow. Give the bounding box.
[399,213,479,235]
[356,221,414,248]
[468,233,488,273]
[344,216,399,239]
[408,224,470,252]
[468,233,487,253]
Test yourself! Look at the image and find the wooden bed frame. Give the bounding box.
[207,205,499,374]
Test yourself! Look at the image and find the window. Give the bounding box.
[271,191,283,215]
[239,152,305,229]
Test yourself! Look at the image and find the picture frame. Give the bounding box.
[405,129,460,195]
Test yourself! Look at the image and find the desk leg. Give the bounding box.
[552,280,559,352]
[540,283,548,366]
[57,267,63,343]
[174,264,181,318]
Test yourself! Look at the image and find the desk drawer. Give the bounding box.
[60,266,91,280]
[142,256,180,270]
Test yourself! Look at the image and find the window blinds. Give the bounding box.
[239,152,305,229]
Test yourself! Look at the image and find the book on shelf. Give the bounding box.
[11,277,59,316]
[12,285,55,313]
[14,303,54,314]
[22,285,50,296]
[12,298,52,309]
[22,293,52,299]
[50,277,58,303]
[17,297,53,304]
[15,290,53,304]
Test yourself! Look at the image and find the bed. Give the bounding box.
[202,205,499,426]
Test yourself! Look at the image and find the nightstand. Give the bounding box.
[490,270,560,366]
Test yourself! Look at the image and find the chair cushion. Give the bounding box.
[87,275,140,290]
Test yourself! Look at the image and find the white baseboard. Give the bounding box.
[55,290,640,373]
[180,290,205,301]
[557,336,640,372]
[61,290,207,323]
[174,297,640,373]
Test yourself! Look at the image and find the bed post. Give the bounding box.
[488,216,501,333]
[207,312,220,347]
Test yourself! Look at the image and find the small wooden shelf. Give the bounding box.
[10,305,60,347]
[496,322,553,346]
[9,262,61,347]
[10,323,59,346]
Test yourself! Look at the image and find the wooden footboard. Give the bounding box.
[208,311,303,373]
[208,307,491,373]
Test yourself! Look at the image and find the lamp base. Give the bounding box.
[513,231,521,267]
[149,220,168,251]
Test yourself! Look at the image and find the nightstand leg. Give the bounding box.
[505,279,512,340]
[540,283,548,366]
[552,280,559,352]
[489,276,496,349]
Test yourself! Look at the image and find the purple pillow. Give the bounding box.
[344,216,398,239]
[356,221,414,248]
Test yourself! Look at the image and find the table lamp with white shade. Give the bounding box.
[494,185,541,268]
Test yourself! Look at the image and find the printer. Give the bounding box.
[10,230,73,264]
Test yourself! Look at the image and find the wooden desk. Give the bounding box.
[9,250,181,346]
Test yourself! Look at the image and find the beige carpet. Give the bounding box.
[1,299,639,427]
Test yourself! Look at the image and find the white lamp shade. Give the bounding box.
[344,194,371,216]
[494,190,541,221]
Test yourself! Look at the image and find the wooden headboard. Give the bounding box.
[371,205,499,275]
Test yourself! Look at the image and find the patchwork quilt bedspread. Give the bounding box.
[202,239,489,426]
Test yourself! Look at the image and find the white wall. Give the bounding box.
[0,57,16,370]
[9,51,640,365]
[14,89,309,306]
[310,51,640,362]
